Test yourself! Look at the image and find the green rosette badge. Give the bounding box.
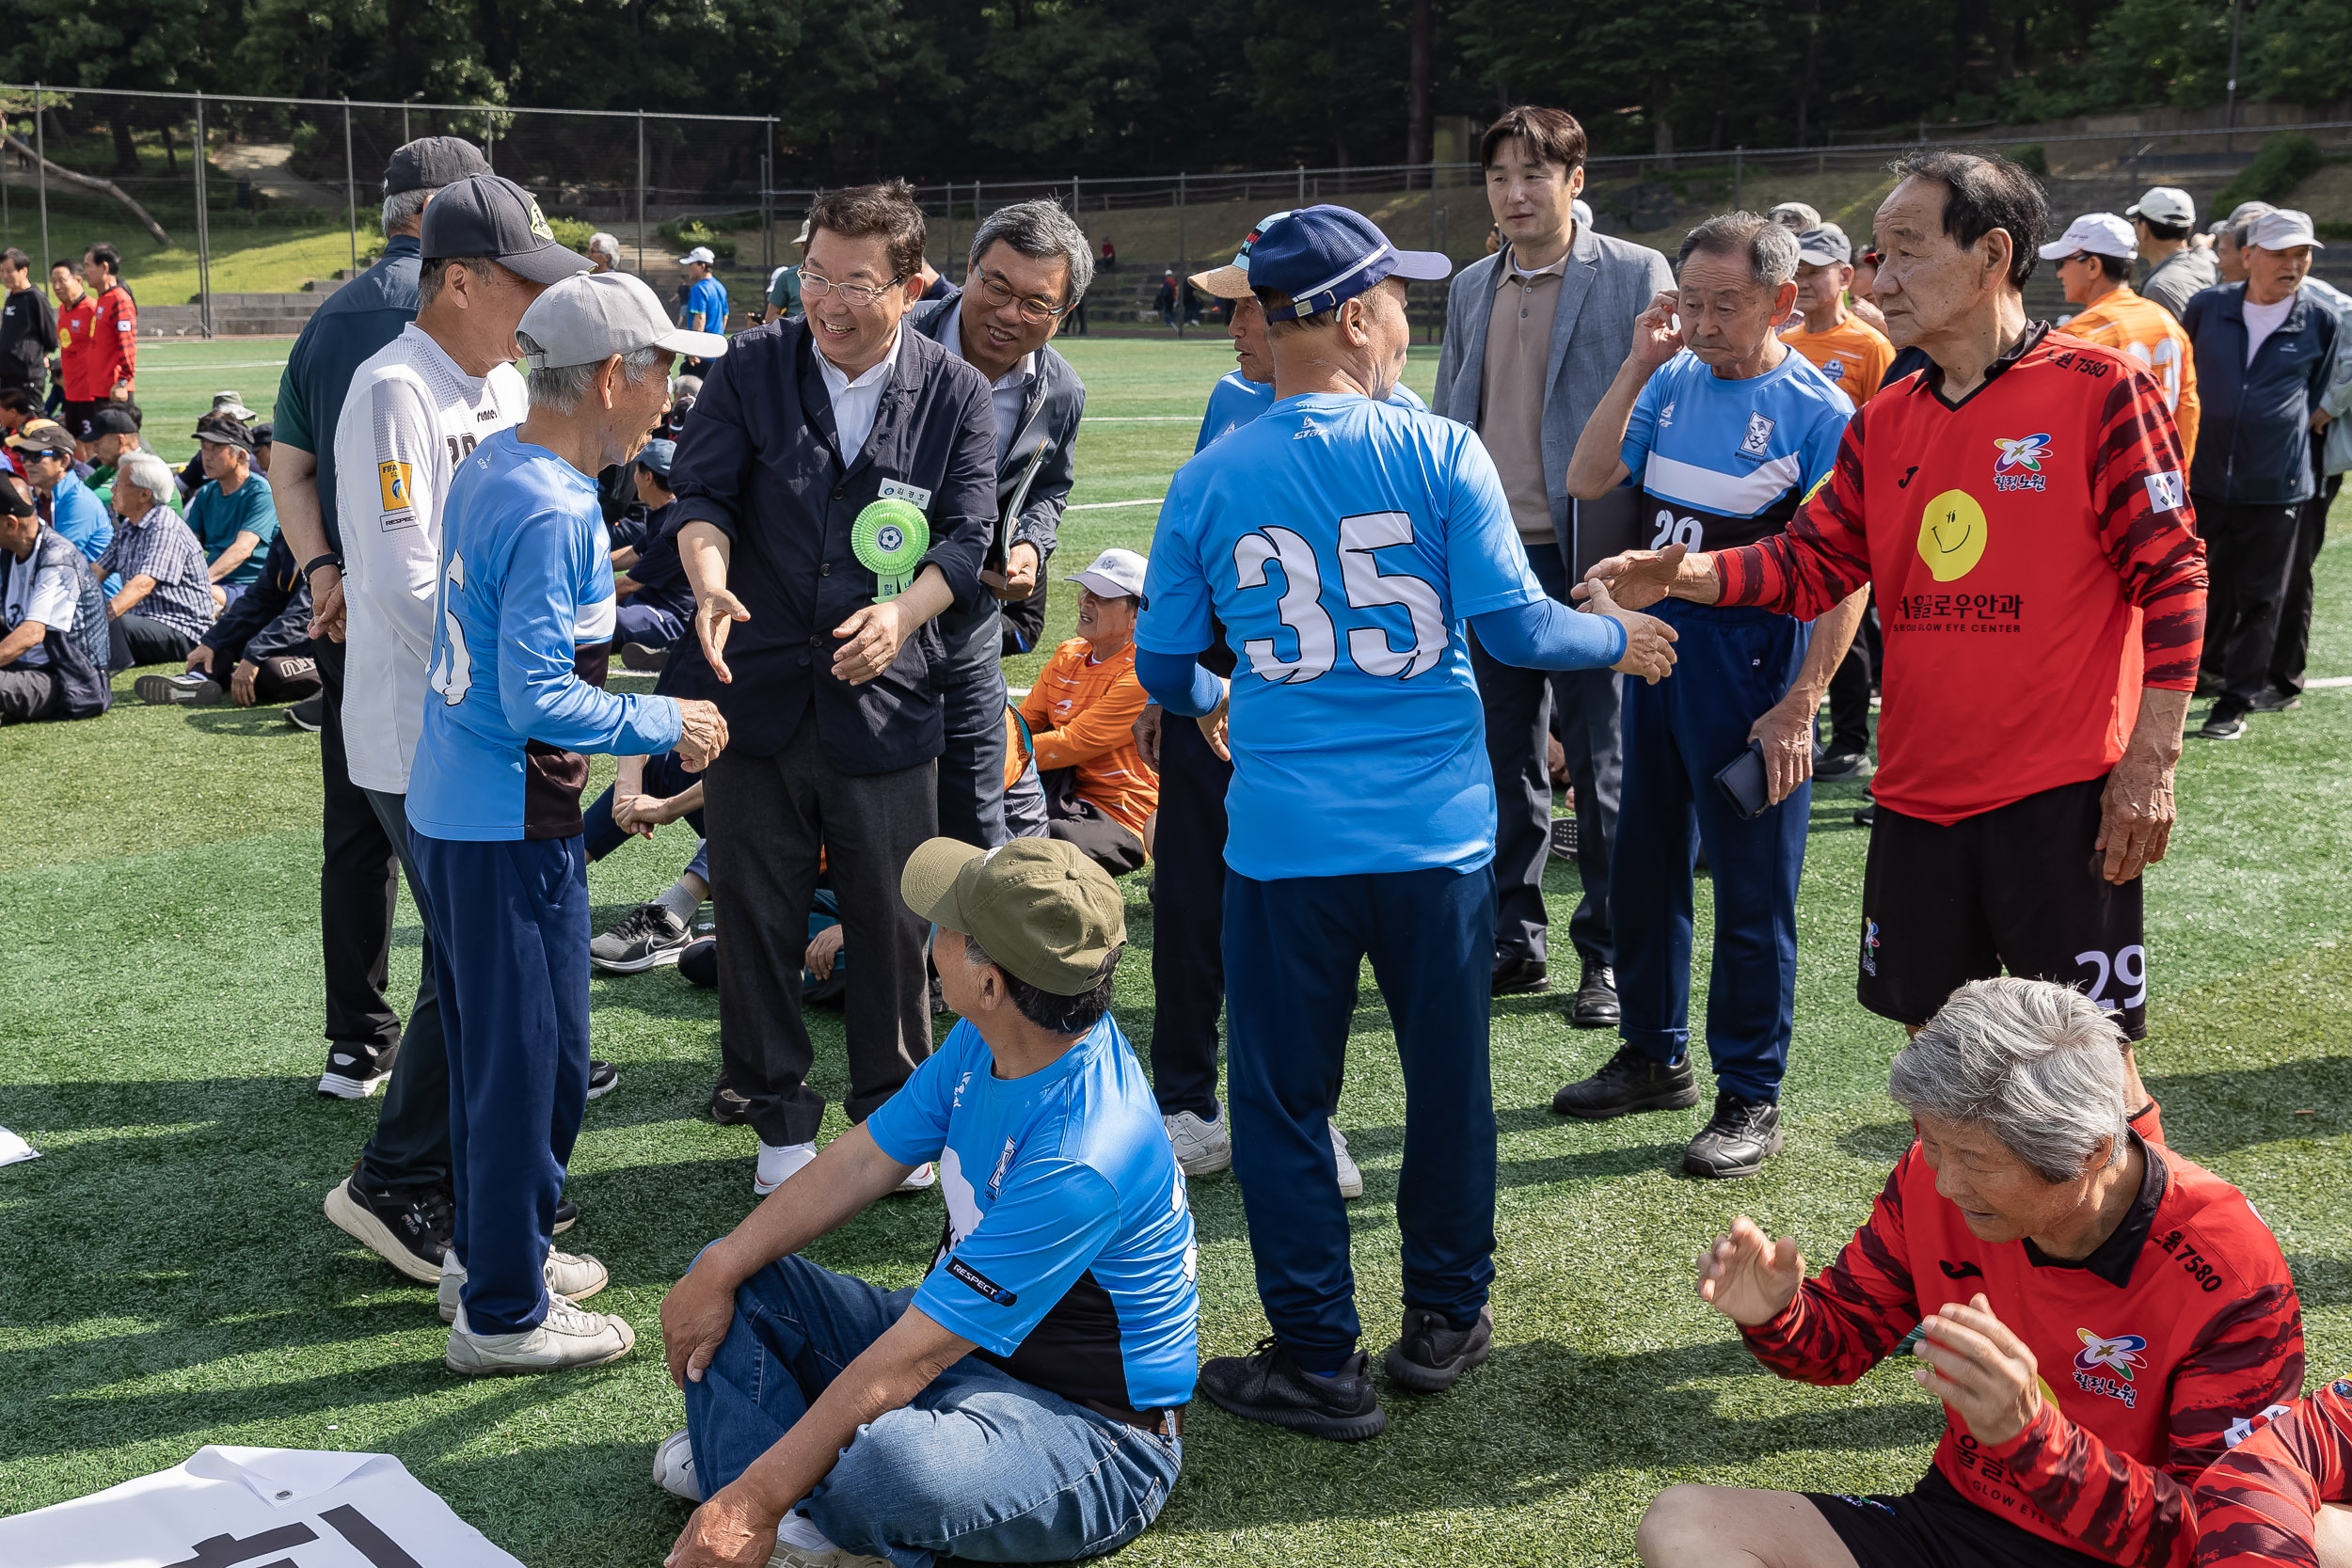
[851,498,930,602]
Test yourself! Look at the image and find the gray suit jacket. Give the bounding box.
[911,291,1087,571]
[1431,225,1673,573]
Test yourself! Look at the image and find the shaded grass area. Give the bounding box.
[2,337,2347,1566]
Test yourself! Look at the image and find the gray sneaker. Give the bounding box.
[439,1246,610,1323]
[1163,1110,1231,1176]
[1329,1124,1364,1200]
[591,903,691,974]
[444,1295,635,1374]
[652,1428,701,1501]
[135,671,223,705]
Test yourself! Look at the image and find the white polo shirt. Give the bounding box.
[816,326,905,460]
[335,323,527,794]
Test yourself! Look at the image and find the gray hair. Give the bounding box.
[968,198,1094,308]
[381,186,433,238]
[115,451,177,508]
[524,344,664,413]
[418,256,507,310]
[586,231,623,264]
[1677,211,1801,291]
[1888,977,2131,1183]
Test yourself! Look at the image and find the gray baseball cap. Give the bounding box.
[421,174,593,285]
[516,271,728,371]
[382,136,491,197]
[1795,225,1851,265]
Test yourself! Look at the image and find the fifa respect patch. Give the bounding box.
[378,461,417,528]
[946,1256,1017,1307]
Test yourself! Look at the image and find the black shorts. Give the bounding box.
[60,399,106,442]
[1807,1467,2113,1568]
[1858,774,2146,1039]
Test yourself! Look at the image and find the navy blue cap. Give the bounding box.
[1247,205,1453,323]
[637,437,676,480]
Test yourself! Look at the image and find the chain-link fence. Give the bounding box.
[5,82,2347,340]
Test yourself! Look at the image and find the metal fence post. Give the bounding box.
[34,85,49,281]
[765,118,776,277]
[635,110,646,272]
[1733,144,1743,212]
[1176,171,1186,340]
[944,181,956,279]
[194,92,212,338]
[343,99,358,278]
[1296,164,1304,206]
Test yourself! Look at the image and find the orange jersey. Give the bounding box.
[1783,311,1897,404]
[1018,639,1158,836]
[2064,286,2200,461]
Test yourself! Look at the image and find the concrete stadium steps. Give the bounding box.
[140,288,342,339]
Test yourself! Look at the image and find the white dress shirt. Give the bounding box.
[817,326,907,460]
[947,313,1038,463]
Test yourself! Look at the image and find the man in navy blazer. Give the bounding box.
[908,198,1090,848]
[669,181,998,1196]
[1431,106,1676,1032]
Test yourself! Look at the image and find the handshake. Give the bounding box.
[1574,542,1696,685]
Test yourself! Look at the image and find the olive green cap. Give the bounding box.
[900,837,1126,995]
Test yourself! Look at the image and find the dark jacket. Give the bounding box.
[204,531,313,665]
[2181,282,2340,506]
[1,523,112,718]
[665,317,999,769]
[1,285,57,392]
[271,233,421,548]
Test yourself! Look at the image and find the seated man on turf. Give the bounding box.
[0,476,113,723]
[183,415,278,608]
[1016,547,1159,877]
[2193,1379,2352,1566]
[655,837,1195,1568]
[1639,976,2303,1568]
[136,531,321,710]
[8,418,111,572]
[612,436,691,667]
[94,451,218,668]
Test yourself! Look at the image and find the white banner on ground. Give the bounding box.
[0,1446,525,1568]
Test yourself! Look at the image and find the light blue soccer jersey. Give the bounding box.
[1620,347,1853,554]
[1194,369,1426,453]
[1140,392,1545,879]
[866,1011,1199,1413]
[685,276,730,337]
[407,429,682,841]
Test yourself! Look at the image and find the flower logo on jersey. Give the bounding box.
[1916,489,1989,581]
[2073,1328,2149,1407]
[1993,433,2052,493]
[1861,918,1881,976]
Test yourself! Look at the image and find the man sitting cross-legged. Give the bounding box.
[655,836,1197,1568]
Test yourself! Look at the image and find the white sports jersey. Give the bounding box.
[335,323,527,792]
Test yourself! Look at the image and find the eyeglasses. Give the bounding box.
[974,265,1067,325]
[800,269,906,310]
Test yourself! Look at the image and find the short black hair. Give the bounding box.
[964,934,1122,1036]
[1,247,27,273]
[1481,105,1588,176]
[2093,252,2132,282]
[0,387,37,418]
[2137,215,2193,244]
[86,242,121,275]
[1889,149,2047,289]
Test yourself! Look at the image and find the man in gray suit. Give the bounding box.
[911,199,1090,847]
[1432,105,1675,1028]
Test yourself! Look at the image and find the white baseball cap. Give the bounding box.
[1065,547,1148,599]
[2248,209,2325,251]
[2125,186,2196,228]
[516,270,728,370]
[2038,213,2137,261]
[679,245,717,266]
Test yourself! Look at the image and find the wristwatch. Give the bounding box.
[303,552,343,585]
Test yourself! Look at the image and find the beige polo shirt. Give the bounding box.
[1480,244,1570,544]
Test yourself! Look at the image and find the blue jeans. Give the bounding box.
[686,1256,1183,1568]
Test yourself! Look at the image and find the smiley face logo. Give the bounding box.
[1916,488,1987,581]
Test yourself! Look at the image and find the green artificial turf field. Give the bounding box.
[4,335,2349,1566]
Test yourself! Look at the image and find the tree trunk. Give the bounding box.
[1406,0,1432,175]
[1795,0,1820,147]
[161,122,177,175]
[111,111,139,175]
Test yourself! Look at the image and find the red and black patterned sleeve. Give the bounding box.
[1713,403,1876,620]
[2089,362,2207,689]
[2196,1379,2352,1568]
[1983,1279,2305,1567]
[1740,1155,1921,1384]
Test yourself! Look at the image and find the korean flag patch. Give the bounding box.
[2142,469,2186,515]
[1740,412,1776,459]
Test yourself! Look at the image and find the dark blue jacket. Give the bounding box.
[1,523,112,719]
[2181,282,2339,506]
[204,531,313,665]
[665,318,999,769]
[271,234,421,550]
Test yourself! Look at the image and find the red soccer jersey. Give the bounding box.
[2194,1376,2352,1568]
[1713,324,2206,824]
[1743,1141,2303,1567]
[87,282,136,396]
[56,293,97,399]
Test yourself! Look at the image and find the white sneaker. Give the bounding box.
[1331,1124,1364,1200]
[755,1140,818,1196]
[439,1247,610,1323]
[1164,1110,1232,1176]
[652,1428,701,1501]
[444,1295,635,1374]
[767,1511,889,1568]
[893,1162,937,1193]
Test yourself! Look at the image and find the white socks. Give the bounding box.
[656,874,705,927]
[755,1140,818,1195]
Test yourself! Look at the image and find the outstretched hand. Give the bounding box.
[1573,543,1692,613]
[1695,1216,1805,1326]
[1581,577,1678,684]
[694,587,751,685]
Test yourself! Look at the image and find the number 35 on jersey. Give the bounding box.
[1232,511,1447,684]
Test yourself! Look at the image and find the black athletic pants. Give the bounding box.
[119,612,199,668]
[1820,604,1880,756]
[2270,461,2341,699]
[2197,498,2303,707]
[357,787,452,1194]
[1148,712,1230,1120]
[313,638,405,1061]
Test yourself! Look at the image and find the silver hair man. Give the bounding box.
[114,451,178,510]
[523,339,664,413]
[968,198,1095,307]
[1888,976,2130,1183]
[1678,211,1802,291]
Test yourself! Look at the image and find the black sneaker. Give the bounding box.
[1683,1091,1784,1179]
[2198,702,2249,741]
[135,671,223,706]
[620,640,670,673]
[1200,1338,1388,1441]
[677,936,719,988]
[2249,689,2301,714]
[1491,953,1549,996]
[1853,803,1876,828]
[585,1059,619,1101]
[285,693,326,732]
[709,1078,755,1125]
[1813,748,1870,780]
[1548,816,1578,861]
[553,1198,579,1234]
[1384,1306,1492,1393]
[318,1038,397,1098]
[590,903,691,973]
[324,1177,451,1283]
[1551,1043,1700,1120]
[1569,963,1619,1029]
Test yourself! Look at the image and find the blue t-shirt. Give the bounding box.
[1193,370,1427,453]
[48,472,112,568]
[866,1012,1199,1414]
[684,277,730,339]
[184,472,279,585]
[1140,392,1545,879]
[408,430,682,842]
[1619,347,1853,555]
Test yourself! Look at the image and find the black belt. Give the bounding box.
[1085,1400,1185,1437]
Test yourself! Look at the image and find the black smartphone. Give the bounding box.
[1715,742,1771,820]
